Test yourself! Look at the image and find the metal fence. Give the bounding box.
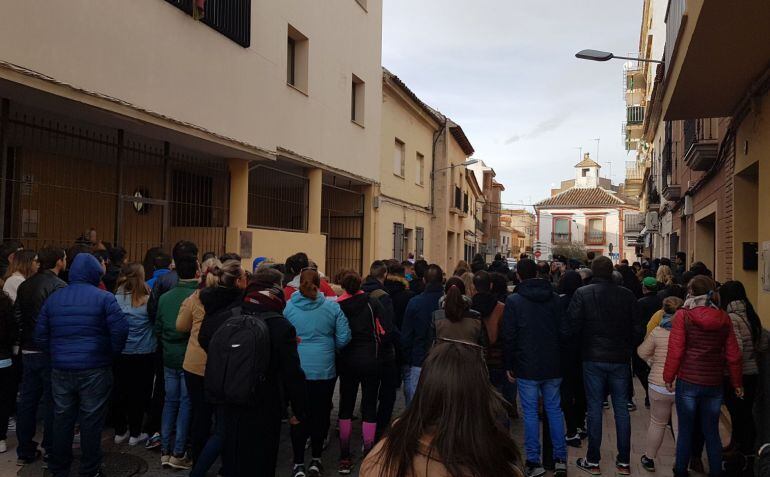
[248,165,308,232]
[164,0,251,47]
[0,101,228,261]
[321,184,364,278]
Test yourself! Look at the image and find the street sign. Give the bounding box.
[534,251,542,259]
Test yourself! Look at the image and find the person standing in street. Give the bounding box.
[14,246,66,466]
[3,249,39,302]
[568,256,643,475]
[112,262,156,447]
[400,264,444,405]
[155,250,199,470]
[664,276,743,477]
[0,286,15,454]
[35,253,128,477]
[503,259,569,477]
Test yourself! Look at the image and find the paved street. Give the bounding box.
[1,381,704,477]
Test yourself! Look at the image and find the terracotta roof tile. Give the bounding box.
[535,187,637,208]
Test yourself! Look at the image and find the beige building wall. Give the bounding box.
[0,0,383,182]
[374,75,437,261]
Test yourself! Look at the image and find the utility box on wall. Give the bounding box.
[743,242,758,271]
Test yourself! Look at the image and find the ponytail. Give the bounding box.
[444,277,468,323]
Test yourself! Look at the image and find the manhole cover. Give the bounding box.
[18,452,148,477]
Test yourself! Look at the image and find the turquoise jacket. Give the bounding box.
[284,292,351,380]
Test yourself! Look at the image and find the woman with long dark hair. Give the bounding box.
[336,270,393,474]
[360,341,524,477]
[0,288,15,453]
[719,280,762,457]
[432,277,486,347]
[113,262,156,446]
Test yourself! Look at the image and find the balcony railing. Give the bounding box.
[664,0,686,77]
[552,232,570,244]
[683,118,719,171]
[627,105,645,125]
[625,160,645,182]
[164,0,251,47]
[624,213,645,234]
[586,232,605,245]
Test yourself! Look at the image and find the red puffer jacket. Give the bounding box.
[663,306,742,388]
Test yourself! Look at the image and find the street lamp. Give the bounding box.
[575,49,662,64]
[431,158,479,177]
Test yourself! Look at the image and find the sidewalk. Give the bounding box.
[1,381,704,477]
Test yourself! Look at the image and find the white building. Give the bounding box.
[534,154,639,262]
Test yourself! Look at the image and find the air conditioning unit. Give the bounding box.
[645,211,660,231]
[683,194,693,216]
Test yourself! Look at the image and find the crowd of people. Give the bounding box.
[0,234,768,477]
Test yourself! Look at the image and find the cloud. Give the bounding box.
[503,112,571,145]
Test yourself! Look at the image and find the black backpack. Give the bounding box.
[204,307,277,406]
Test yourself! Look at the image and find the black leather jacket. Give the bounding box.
[15,269,66,351]
[567,278,644,364]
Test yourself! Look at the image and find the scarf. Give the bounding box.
[683,293,716,310]
[243,283,285,313]
[659,312,675,330]
[337,290,364,302]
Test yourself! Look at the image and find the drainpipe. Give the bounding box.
[429,118,448,217]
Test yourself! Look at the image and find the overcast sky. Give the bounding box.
[382,0,643,208]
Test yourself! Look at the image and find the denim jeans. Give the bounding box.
[583,361,631,464]
[190,405,225,477]
[404,366,422,406]
[518,378,567,463]
[49,367,113,477]
[16,352,54,460]
[161,367,191,456]
[489,368,518,429]
[674,380,723,477]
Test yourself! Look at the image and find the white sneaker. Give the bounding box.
[129,433,149,446]
[0,439,7,453]
[7,417,15,432]
[114,431,130,444]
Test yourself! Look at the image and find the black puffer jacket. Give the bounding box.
[567,277,644,363]
[383,276,414,330]
[638,292,662,329]
[0,291,15,361]
[15,269,66,351]
[197,286,244,351]
[338,292,394,374]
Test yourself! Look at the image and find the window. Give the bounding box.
[171,170,213,227]
[582,168,589,177]
[287,25,309,93]
[248,166,308,231]
[454,186,462,209]
[415,227,424,257]
[553,217,570,243]
[164,0,251,47]
[463,192,469,214]
[351,74,365,125]
[586,217,605,244]
[393,139,405,177]
[393,223,405,261]
[415,152,424,185]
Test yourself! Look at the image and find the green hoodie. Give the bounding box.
[155,279,198,369]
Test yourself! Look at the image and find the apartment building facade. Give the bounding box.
[638,0,770,323]
[0,0,382,278]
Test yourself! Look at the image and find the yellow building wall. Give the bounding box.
[234,227,327,273]
[734,90,770,326]
[0,0,383,182]
[374,201,432,261]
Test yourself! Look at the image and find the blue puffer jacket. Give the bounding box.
[36,254,128,370]
[284,291,351,380]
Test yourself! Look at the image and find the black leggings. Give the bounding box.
[290,379,336,464]
[0,364,17,440]
[185,371,214,463]
[338,371,378,422]
[724,374,759,454]
[113,353,155,437]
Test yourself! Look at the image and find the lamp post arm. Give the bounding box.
[612,55,663,64]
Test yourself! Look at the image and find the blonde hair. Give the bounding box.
[116,262,149,308]
[461,272,476,298]
[656,265,674,287]
[201,258,222,288]
[210,259,243,289]
[662,296,684,314]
